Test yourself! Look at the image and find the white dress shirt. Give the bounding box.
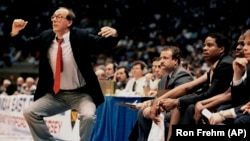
[124,77,146,96]
[48,31,86,90]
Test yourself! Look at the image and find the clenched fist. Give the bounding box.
[11,19,28,36]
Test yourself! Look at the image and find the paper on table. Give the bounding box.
[116,100,138,110]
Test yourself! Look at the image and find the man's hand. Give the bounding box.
[232,58,248,81]
[241,101,250,114]
[11,19,28,36]
[160,98,179,111]
[98,26,118,38]
[149,99,163,123]
[193,101,204,124]
[142,107,152,118]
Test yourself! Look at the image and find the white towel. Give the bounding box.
[147,113,165,141]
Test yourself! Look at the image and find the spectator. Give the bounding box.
[208,29,250,125]
[21,77,36,95]
[114,66,129,93]
[13,76,24,95]
[150,33,234,141]
[129,46,194,141]
[233,34,245,58]
[193,33,246,124]
[0,79,11,95]
[95,69,106,80]
[148,57,163,92]
[122,60,148,96]
[105,62,117,80]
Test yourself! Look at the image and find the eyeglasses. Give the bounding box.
[51,15,67,21]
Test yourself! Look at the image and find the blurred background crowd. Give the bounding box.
[0,0,250,94]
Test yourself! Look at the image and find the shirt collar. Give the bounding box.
[55,31,70,42]
[211,60,219,71]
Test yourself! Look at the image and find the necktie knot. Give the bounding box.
[56,38,64,44]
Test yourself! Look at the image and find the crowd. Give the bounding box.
[1,0,250,141]
[1,29,250,140]
[1,31,250,140]
[0,76,38,96]
[0,0,249,71]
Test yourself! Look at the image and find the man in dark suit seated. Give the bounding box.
[209,29,250,125]
[129,46,194,141]
[150,33,234,141]
[192,33,245,124]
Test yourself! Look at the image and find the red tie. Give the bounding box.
[53,38,63,94]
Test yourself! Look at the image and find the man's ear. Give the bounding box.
[67,20,73,27]
[220,46,225,54]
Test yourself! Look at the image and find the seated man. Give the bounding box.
[105,62,117,80]
[128,57,164,140]
[193,33,245,124]
[150,33,234,141]
[209,29,250,125]
[114,66,130,93]
[147,57,163,92]
[143,57,164,97]
[130,46,194,141]
[122,60,148,96]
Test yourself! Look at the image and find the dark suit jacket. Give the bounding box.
[179,54,234,108]
[157,65,194,97]
[231,65,250,106]
[10,28,119,107]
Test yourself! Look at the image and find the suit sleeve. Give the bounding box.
[179,61,233,108]
[231,66,250,106]
[9,30,48,52]
[171,71,194,88]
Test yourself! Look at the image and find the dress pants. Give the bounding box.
[179,104,196,125]
[234,115,250,124]
[128,121,139,141]
[233,106,250,124]
[137,109,153,141]
[23,91,96,141]
[217,103,233,111]
[169,105,195,141]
